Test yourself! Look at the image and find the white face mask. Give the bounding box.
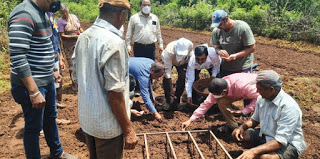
[142,6,151,14]
[213,94,224,99]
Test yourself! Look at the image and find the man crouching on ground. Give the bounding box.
[72,0,138,158]
[232,70,306,159]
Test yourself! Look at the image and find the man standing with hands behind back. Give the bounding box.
[126,0,164,60]
[72,0,138,158]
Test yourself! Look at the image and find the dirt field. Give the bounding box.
[0,23,319,158]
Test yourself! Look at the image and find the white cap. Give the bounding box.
[176,38,192,62]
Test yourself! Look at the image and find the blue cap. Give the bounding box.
[211,10,228,28]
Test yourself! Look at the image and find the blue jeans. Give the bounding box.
[11,81,63,159]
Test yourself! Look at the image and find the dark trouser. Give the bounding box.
[11,81,63,159]
[218,67,252,78]
[192,68,213,104]
[133,42,155,60]
[163,64,187,104]
[85,133,124,159]
[249,129,299,159]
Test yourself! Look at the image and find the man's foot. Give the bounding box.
[48,152,77,159]
[71,84,78,91]
[162,103,170,111]
[56,102,66,109]
[56,119,71,125]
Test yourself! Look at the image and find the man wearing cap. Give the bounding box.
[182,72,259,132]
[126,0,164,60]
[161,38,193,110]
[72,0,138,158]
[232,70,306,159]
[185,44,221,105]
[210,10,256,77]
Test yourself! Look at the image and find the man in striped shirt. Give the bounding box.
[8,0,75,158]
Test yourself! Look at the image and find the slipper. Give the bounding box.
[56,102,66,109]
[56,119,71,125]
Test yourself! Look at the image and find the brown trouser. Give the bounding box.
[217,97,239,129]
[85,133,124,159]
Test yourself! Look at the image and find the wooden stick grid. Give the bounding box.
[137,130,232,159]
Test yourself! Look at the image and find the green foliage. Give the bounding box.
[0,0,22,53]
[62,0,99,22]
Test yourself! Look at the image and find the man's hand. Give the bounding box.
[217,49,229,58]
[232,127,245,142]
[30,92,46,109]
[59,58,65,70]
[154,111,163,122]
[159,48,164,54]
[182,119,192,131]
[128,49,133,56]
[53,71,62,83]
[222,54,236,62]
[226,108,243,116]
[237,149,258,159]
[187,97,192,105]
[124,128,138,150]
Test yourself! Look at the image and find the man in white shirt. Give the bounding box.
[126,0,163,60]
[186,44,221,105]
[162,38,193,110]
[72,0,138,157]
[232,70,306,159]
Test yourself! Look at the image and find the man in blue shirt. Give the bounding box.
[129,57,164,122]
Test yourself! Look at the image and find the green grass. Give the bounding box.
[283,77,320,108]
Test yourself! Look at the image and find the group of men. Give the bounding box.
[8,0,306,158]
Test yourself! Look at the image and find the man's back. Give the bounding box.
[73,18,130,139]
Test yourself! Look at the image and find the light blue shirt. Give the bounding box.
[129,57,156,113]
[72,18,130,139]
[252,89,306,155]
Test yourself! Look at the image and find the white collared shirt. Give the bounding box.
[126,11,163,50]
[72,18,130,139]
[162,40,193,78]
[252,89,306,155]
[185,47,221,97]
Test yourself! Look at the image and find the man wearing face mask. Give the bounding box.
[161,38,193,110]
[185,44,221,105]
[182,73,259,133]
[8,0,76,158]
[126,0,163,60]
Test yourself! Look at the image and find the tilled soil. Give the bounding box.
[0,23,319,159]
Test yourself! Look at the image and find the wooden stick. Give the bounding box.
[144,134,150,159]
[166,132,177,159]
[209,131,232,159]
[187,131,205,159]
[136,130,208,136]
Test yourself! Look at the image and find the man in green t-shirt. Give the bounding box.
[210,10,256,77]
